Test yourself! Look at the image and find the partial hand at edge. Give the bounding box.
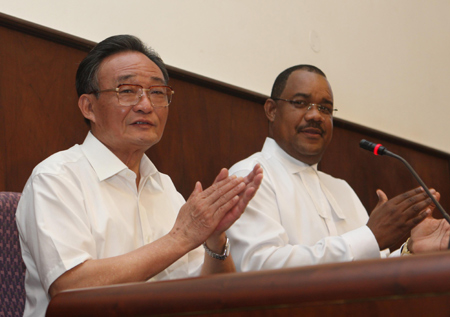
[410,192,450,253]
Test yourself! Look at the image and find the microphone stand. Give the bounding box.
[383,150,450,225]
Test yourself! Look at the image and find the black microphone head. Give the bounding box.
[359,139,375,151]
[359,139,387,155]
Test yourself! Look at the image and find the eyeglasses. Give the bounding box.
[90,84,175,108]
[273,98,338,116]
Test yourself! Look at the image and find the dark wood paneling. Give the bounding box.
[0,16,90,192]
[46,251,450,316]
[1,11,449,224]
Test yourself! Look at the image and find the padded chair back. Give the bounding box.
[0,192,25,316]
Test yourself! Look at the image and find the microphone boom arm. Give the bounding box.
[384,150,450,225]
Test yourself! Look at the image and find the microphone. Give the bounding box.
[359,139,450,225]
[359,139,389,156]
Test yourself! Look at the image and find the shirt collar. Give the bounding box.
[262,137,346,220]
[262,137,318,174]
[140,154,162,187]
[80,132,160,184]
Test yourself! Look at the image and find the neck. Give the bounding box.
[269,136,322,166]
[91,131,146,189]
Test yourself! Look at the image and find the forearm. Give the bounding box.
[229,208,380,271]
[237,233,375,271]
[201,255,236,275]
[49,233,191,297]
[49,167,258,296]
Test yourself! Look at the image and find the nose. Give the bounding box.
[304,104,324,122]
[133,91,154,113]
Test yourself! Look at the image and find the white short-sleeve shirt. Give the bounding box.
[227,137,386,272]
[16,132,203,317]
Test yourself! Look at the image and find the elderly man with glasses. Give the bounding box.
[226,65,449,273]
[16,34,263,317]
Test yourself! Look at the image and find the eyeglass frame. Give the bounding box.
[89,84,175,108]
[272,97,338,116]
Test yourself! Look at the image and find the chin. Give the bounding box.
[138,138,160,147]
[295,143,324,155]
[129,134,160,148]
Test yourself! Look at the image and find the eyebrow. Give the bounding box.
[116,75,165,84]
[292,92,333,105]
[292,92,310,99]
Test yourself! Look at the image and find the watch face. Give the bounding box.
[224,238,230,257]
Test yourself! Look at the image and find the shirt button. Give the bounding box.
[146,236,151,243]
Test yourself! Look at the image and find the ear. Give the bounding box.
[264,98,277,123]
[78,94,96,124]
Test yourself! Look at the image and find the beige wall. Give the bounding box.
[1,0,449,152]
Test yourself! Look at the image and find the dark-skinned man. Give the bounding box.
[227,64,448,271]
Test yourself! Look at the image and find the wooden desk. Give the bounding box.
[47,251,450,316]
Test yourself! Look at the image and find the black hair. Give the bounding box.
[270,65,326,99]
[76,34,169,97]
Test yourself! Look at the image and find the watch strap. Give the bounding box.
[203,237,230,261]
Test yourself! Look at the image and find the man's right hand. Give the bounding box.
[170,167,259,252]
[367,187,438,250]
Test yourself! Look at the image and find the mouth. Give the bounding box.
[131,120,154,126]
[298,127,323,137]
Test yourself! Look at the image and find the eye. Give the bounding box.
[291,100,308,108]
[318,105,333,115]
[149,87,166,95]
[118,85,139,94]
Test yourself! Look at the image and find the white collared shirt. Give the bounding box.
[227,137,384,272]
[16,132,203,317]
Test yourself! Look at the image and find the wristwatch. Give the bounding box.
[203,237,231,261]
[401,238,412,255]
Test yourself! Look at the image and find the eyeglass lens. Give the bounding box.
[117,85,172,107]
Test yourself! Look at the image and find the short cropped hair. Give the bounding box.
[270,65,326,99]
[76,34,169,97]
